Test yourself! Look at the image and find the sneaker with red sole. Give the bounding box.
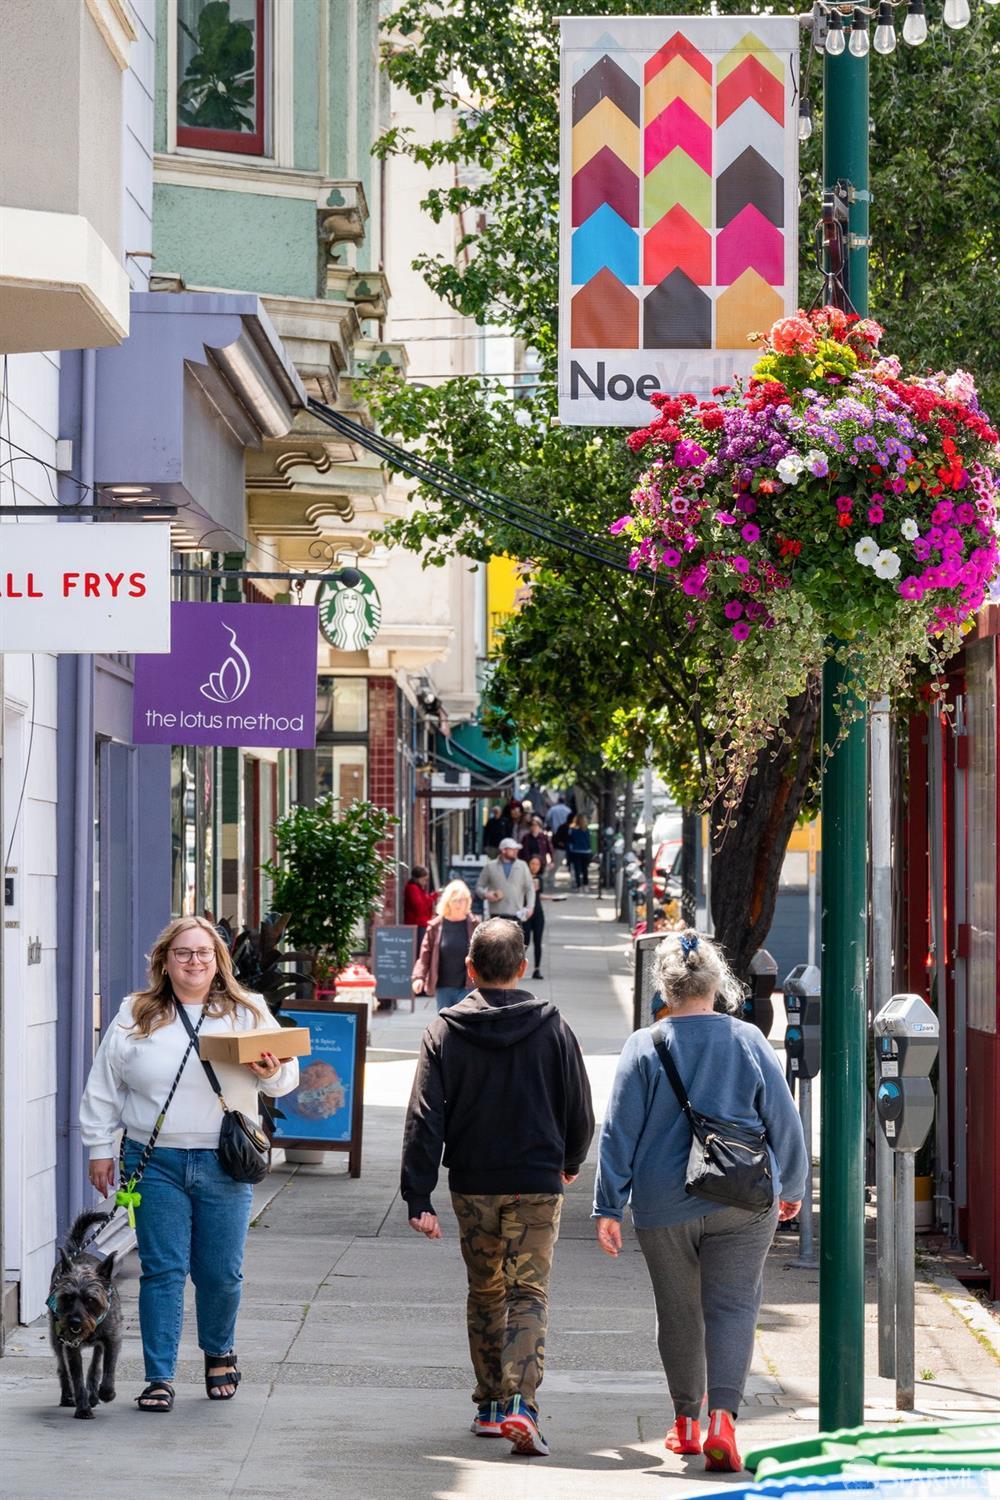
[500,1394,549,1456]
[665,1416,702,1454]
[703,1409,742,1471]
[471,1400,506,1436]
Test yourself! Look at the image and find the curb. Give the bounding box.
[922,1268,1000,1367]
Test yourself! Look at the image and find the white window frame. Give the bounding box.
[166,0,294,168]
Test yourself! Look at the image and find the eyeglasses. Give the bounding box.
[169,947,216,964]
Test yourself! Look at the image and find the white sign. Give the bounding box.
[0,523,170,653]
[431,771,471,812]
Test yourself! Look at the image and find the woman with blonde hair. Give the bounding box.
[80,915,299,1414]
[593,929,806,1473]
[411,879,479,1011]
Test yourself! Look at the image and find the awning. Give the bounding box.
[94,291,306,547]
[436,722,519,782]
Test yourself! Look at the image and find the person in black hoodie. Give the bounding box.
[400,918,594,1459]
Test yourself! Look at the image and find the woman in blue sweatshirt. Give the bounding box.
[593,929,807,1473]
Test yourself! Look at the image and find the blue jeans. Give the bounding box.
[123,1138,254,1381]
[435,984,469,1012]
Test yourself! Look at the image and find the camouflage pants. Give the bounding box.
[451,1192,562,1408]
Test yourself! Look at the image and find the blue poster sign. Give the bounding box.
[273,1008,358,1143]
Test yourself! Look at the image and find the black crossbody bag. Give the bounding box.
[651,1022,774,1213]
[176,1003,271,1185]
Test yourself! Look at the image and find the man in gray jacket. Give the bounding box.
[476,838,535,920]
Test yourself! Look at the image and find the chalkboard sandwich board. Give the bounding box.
[373,924,418,1000]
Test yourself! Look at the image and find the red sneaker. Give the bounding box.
[665,1416,702,1454]
[703,1409,742,1471]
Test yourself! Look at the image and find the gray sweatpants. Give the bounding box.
[636,1201,779,1420]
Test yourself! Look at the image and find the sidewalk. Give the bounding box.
[1,890,997,1498]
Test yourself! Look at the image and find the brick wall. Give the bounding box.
[368,676,398,920]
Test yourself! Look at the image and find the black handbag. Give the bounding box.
[651,1022,774,1213]
[176,1004,271,1185]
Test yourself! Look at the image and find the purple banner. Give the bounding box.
[133,601,319,748]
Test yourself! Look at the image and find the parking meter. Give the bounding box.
[744,948,777,1037]
[782,963,822,1079]
[632,931,664,1032]
[873,994,938,1152]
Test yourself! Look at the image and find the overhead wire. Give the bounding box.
[307,397,654,579]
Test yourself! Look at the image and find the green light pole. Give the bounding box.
[818,30,870,1435]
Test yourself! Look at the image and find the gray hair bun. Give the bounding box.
[652,929,744,1015]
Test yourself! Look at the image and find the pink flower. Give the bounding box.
[609,515,632,535]
[716,511,738,525]
[769,315,817,356]
[932,501,954,525]
[956,503,976,525]
[913,538,932,560]
[867,504,884,524]
[836,495,854,514]
[741,522,760,543]
[731,555,750,575]
[662,547,682,568]
[724,600,744,620]
[887,477,907,493]
[731,620,752,641]
[899,576,924,600]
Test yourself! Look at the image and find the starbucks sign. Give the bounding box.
[317,571,382,651]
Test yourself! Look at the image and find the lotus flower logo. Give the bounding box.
[199,623,251,704]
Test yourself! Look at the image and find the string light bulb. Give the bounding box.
[873,1,897,52]
[798,96,815,141]
[849,8,870,53]
[902,0,928,43]
[943,0,971,26]
[825,10,846,53]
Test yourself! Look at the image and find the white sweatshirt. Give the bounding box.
[80,996,300,1157]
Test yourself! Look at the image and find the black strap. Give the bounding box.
[651,1021,698,1128]
[175,1001,229,1113]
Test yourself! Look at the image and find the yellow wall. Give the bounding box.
[486,555,525,656]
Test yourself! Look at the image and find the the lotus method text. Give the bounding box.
[142,709,305,733]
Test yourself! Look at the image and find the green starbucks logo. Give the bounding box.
[317,572,382,651]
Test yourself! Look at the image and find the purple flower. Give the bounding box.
[913,537,932,561]
[683,533,699,552]
[746,601,766,620]
[724,600,744,620]
[731,555,750,575]
[716,510,738,525]
[609,515,632,536]
[956,503,976,525]
[808,455,829,478]
[674,439,709,469]
[898,577,924,601]
[661,547,682,568]
[731,621,751,641]
[741,522,760,543]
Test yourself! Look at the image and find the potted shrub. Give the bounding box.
[263,795,397,989]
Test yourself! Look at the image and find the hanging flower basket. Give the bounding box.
[613,307,999,799]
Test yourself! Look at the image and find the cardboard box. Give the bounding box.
[199,1026,311,1066]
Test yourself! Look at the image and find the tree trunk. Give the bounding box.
[710,680,821,983]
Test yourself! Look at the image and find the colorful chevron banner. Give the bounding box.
[559,15,799,425]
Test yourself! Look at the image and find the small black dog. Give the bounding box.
[47,1211,122,1419]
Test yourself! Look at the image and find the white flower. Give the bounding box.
[854,536,880,567]
[776,456,804,485]
[805,450,826,468]
[901,518,919,541]
[873,549,902,580]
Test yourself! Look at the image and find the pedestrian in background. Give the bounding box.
[403,866,436,952]
[482,804,509,859]
[593,929,806,1473]
[522,855,546,980]
[567,814,593,891]
[401,919,595,1457]
[411,880,479,1011]
[476,838,535,922]
[546,793,571,838]
[80,916,299,1413]
[519,815,554,881]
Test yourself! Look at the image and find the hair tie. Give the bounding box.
[679,933,699,957]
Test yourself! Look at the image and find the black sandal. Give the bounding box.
[204,1352,241,1401]
[136,1381,174,1412]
